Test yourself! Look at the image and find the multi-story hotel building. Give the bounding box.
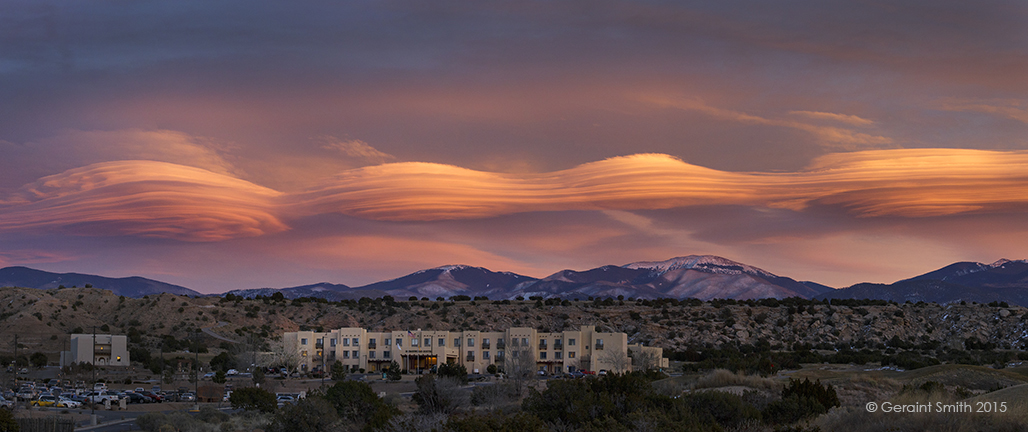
[283,325,667,375]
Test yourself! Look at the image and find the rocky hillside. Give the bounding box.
[3,286,1027,362]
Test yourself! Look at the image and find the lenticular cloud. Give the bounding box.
[0,161,287,241]
[2,150,1027,241]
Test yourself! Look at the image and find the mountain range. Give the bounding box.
[3,256,1028,306]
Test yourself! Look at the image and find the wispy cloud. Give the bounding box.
[641,96,892,150]
[789,110,874,126]
[315,136,396,165]
[934,98,1028,124]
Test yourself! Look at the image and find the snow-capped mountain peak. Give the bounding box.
[623,255,776,278]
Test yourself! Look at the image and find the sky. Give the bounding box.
[1,0,1027,293]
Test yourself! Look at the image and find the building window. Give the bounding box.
[397,339,403,347]
[424,338,431,346]
[301,338,308,345]
[385,338,391,346]
[521,338,528,346]
[569,352,576,358]
[343,339,350,347]
[330,338,336,347]
[352,338,359,346]
[511,338,519,347]
[412,338,419,347]
[483,338,490,349]
[369,338,377,347]
[352,350,359,358]
[483,351,490,359]
[343,351,350,359]
[555,352,563,359]
[596,339,604,350]
[370,351,376,359]
[439,338,445,347]
[454,338,461,347]
[468,338,475,348]
[568,338,576,346]
[384,351,391,359]
[540,352,547,359]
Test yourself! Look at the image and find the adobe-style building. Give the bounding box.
[60,334,130,367]
[283,325,668,375]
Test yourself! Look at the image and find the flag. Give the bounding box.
[408,330,414,338]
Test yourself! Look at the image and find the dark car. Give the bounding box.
[123,393,150,404]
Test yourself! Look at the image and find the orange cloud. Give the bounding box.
[297,149,1028,221]
[0,161,286,241]
[3,150,1027,242]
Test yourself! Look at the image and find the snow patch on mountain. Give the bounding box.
[624,255,776,278]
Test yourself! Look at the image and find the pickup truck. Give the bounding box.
[85,390,120,404]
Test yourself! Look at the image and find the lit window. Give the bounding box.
[569,352,576,358]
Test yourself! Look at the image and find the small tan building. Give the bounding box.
[60,334,130,367]
[284,325,667,375]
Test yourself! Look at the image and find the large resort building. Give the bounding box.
[284,325,668,375]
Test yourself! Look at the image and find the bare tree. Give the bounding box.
[634,349,661,372]
[503,346,535,398]
[600,349,630,374]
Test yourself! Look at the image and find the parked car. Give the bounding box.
[275,395,295,408]
[56,396,82,408]
[180,392,196,402]
[123,393,150,404]
[0,396,14,410]
[140,391,163,403]
[31,394,58,407]
[226,369,239,376]
[85,390,119,404]
[16,388,36,401]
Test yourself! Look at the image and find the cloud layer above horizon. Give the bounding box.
[3,148,1027,238]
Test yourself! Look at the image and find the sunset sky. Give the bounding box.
[2,1,1027,293]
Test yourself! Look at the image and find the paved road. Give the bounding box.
[201,321,239,344]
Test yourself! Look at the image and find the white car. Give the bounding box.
[0,396,14,409]
[226,369,239,376]
[57,396,82,408]
[276,395,295,407]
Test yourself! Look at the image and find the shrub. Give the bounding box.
[268,397,339,432]
[763,378,839,425]
[229,387,276,413]
[324,381,398,430]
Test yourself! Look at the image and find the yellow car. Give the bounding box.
[31,394,58,407]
